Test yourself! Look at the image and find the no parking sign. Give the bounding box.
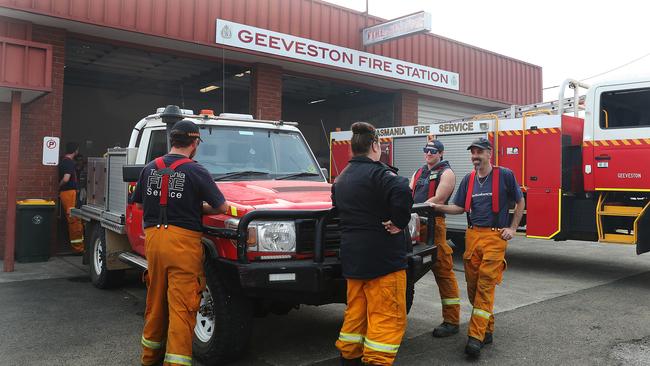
[42,137,60,166]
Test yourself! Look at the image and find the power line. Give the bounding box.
[543,51,650,90]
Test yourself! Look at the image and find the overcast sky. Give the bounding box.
[324,0,650,102]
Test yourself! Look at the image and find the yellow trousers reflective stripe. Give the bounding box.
[141,336,162,349]
[441,298,461,306]
[339,332,364,344]
[164,353,192,365]
[473,308,492,320]
[364,338,400,354]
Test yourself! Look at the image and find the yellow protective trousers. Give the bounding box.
[141,225,205,366]
[463,227,507,341]
[59,190,84,253]
[430,217,460,325]
[336,270,407,366]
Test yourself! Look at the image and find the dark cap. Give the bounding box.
[467,137,492,150]
[171,120,202,141]
[424,140,444,152]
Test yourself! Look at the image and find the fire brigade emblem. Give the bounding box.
[221,25,232,39]
[450,75,458,86]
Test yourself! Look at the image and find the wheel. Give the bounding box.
[193,258,253,365]
[88,223,125,289]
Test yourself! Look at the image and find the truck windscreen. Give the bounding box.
[191,126,323,181]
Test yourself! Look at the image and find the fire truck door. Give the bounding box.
[593,84,650,191]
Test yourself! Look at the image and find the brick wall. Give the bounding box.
[394,89,419,126]
[250,63,282,121]
[0,23,65,259]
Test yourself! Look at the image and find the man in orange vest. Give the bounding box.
[58,142,84,253]
[132,120,228,366]
[409,140,460,338]
[430,137,524,357]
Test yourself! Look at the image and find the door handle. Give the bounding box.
[595,155,611,161]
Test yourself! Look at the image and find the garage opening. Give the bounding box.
[281,74,395,172]
[59,38,251,252]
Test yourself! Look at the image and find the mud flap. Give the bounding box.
[636,208,650,255]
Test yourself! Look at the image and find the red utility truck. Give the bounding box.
[72,108,435,364]
[331,78,650,255]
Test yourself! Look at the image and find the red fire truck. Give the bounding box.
[330,78,650,255]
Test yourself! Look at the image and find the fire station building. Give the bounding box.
[0,0,541,258]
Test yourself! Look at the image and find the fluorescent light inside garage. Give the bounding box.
[200,85,220,93]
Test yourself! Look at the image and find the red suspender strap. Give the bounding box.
[154,157,169,206]
[169,158,193,170]
[428,171,437,200]
[154,157,192,206]
[465,170,476,212]
[412,168,423,198]
[492,167,500,214]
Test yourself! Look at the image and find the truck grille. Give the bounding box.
[295,217,341,253]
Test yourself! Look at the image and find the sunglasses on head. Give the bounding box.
[423,147,439,154]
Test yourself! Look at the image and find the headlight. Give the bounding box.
[254,221,296,252]
[407,213,420,243]
[225,218,296,252]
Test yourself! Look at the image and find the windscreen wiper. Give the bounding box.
[213,170,270,181]
[275,171,321,180]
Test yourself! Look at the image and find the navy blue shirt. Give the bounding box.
[132,154,225,232]
[58,157,77,191]
[452,167,523,228]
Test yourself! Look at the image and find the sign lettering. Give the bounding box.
[216,20,459,91]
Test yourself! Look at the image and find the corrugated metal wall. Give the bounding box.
[0,0,542,105]
[418,98,489,124]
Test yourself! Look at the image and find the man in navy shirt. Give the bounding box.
[133,120,228,366]
[431,137,524,357]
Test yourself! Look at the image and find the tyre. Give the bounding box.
[88,223,125,289]
[193,258,253,365]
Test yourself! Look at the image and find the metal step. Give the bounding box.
[598,205,643,217]
[601,233,636,245]
[118,252,148,270]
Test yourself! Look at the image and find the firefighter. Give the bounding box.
[58,142,84,254]
[430,137,524,357]
[132,120,228,366]
[333,122,413,366]
[409,140,460,338]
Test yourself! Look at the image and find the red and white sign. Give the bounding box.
[42,136,60,166]
[216,19,459,91]
[362,11,432,46]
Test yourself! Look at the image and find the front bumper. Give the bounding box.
[216,243,436,305]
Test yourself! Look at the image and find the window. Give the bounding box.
[146,130,168,162]
[600,87,650,129]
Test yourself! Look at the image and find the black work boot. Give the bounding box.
[483,332,493,346]
[432,322,459,337]
[465,336,483,357]
[339,356,362,366]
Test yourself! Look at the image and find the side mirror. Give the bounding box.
[320,167,329,179]
[123,165,145,182]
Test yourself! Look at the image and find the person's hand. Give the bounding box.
[499,227,516,240]
[382,220,402,235]
[426,201,438,211]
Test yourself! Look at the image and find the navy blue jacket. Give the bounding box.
[332,156,413,279]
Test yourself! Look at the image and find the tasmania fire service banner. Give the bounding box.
[216,19,460,91]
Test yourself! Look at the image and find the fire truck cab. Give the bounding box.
[330,78,650,255]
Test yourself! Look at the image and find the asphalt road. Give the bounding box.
[1,237,649,365]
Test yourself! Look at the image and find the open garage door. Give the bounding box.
[281,74,395,173]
